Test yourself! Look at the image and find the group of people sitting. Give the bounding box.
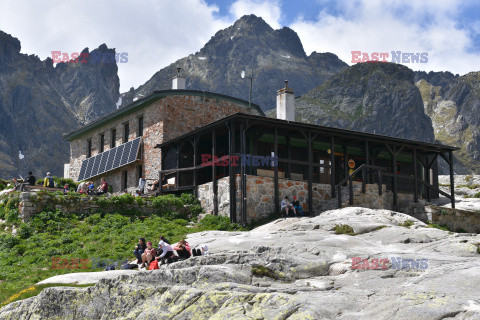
[76,178,109,195]
[133,236,210,269]
[280,196,304,217]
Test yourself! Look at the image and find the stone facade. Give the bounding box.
[17,192,193,221]
[198,174,425,224]
[67,91,262,193]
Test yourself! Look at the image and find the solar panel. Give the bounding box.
[77,137,142,181]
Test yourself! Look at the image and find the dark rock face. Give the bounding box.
[0,31,119,178]
[295,62,435,143]
[414,71,458,89]
[120,14,348,111]
[417,72,480,173]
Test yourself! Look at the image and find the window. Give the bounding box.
[137,165,143,179]
[99,134,105,153]
[87,139,92,158]
[138,116,144,137]
[123,122,130,143]
[111,129,117,148]
[122,170,128,191]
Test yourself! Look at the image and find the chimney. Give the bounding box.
[276,80,295,121]
[172,67,185,89]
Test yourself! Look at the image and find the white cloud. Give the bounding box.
[229,0,282,29]
[0,0,230,92]
[290,0,480,75]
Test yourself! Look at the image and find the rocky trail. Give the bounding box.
[1,207,480,319]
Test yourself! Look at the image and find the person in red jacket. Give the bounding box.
[96,177,109,195]
[141,241,157,268]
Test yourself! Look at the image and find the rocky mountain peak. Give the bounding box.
[0,31,21,58]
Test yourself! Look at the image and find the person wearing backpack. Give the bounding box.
[43,172,55,188]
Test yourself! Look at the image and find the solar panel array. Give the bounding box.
[78,137,141,181]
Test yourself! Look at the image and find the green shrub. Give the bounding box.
[0,234,20,249]
[400,220,414,228]
[5,210,19,223]
[198,215,244,231]
[333,224,355,235]
[18,224,32,239]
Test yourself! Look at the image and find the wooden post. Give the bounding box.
[378,170,382,196]
[229,122,237,223]
[361,166,366,193]
[240,122,247,225]
[308,133,313,215]
[287,136,291,179]
[175,145,180,188]
[337,185,342,208]
[348,177,353,205]
[343,145,348,180]
[449,151,455,209]
[193,137,198,198]
[392,145,398,210]
[330,136,336,198]
[274,127,280,216]
[212,130,218,216]
[365,140,370,183]
[425,155,431,202]
[413,147,418,203]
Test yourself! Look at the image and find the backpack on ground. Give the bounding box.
[121,263,138,270]
[149,260,159,270]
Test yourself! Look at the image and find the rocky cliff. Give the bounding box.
[294,62,435,142]
[2,207,480,319]
[120,15,348,111]
[416,72,480,174]
[0,31,119,178]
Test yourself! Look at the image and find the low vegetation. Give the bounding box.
[400,220,414,228]
[333,224,356,235]
[0,192,244,306]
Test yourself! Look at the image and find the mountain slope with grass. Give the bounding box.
[416,72,480,174]
[294,62,435,143]
[0,192,242,307]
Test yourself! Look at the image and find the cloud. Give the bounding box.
[290,0,480,75]
[0,0,230,92]
[229,0,282,29]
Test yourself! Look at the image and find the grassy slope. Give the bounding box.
[0,194,244,306]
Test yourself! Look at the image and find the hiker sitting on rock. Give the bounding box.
[156,240,175,264]
[292,196,303,216]
[134,238,146,264]
[20,171,36,191]
[8,177,21,193]
[43,172,55,188]
[174,239,191,259]
[141,241,156,268]
[96,178,108,195]
[281,196,296,217]
[192,244,210,257]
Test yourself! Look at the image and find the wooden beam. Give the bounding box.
[193,136,198,198]
[413,147,418,203]
[287,136,291,179]
[274,127,280,216]
[365,140,370,184]
[425,155,431,202]
[212,130,218,216]
[449,151,455,209]
[308,132,313,215]
[229,122,237,223]
[330,135,336,198]
[240,122,247,225]
[392,145,398,210]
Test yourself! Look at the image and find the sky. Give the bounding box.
[0,0,479,92]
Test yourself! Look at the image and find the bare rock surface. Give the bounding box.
[2,207,480,319]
